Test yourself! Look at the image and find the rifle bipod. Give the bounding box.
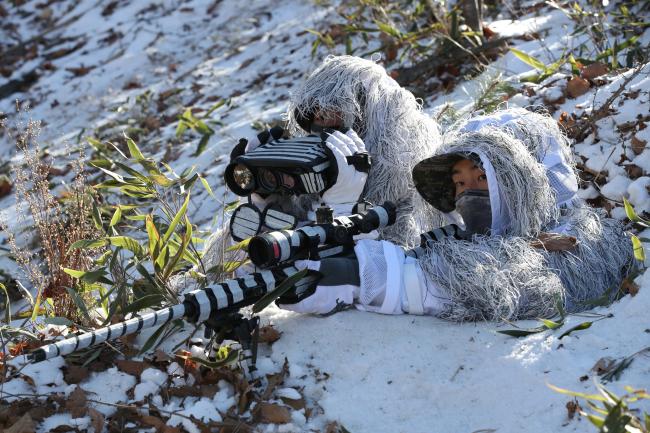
[203,313,260,375]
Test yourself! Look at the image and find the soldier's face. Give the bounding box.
[451,158,488,197]
[312,109,343,130]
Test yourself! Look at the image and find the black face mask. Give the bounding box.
[455,190,492,236]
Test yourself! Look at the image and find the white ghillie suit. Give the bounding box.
[453,107,579,208]
[193,56,442,289]
[287,55,443,247]
[352,128,635,321]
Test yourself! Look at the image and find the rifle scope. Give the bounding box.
[248,201,396,268]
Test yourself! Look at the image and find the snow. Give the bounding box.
[80,367,137,417]
[37,413,90,433]
[0,0,649,432]
[600,175,632,201]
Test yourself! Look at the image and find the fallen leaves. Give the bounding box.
[115,359,149,376]
[254,402,291,424]
[565,399,581,420]
[631,135,647,155]
[580,62,609,80]
[259,325,281,344]
[567,76,591,98]
[65,386,87,418]
[65,65,94,77]
[4,412,36,433]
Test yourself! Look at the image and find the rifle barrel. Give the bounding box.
[28,303,188,362]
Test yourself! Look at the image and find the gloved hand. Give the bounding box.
[277,257,360,315]
[321,130,370,206]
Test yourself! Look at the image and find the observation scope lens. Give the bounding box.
[258,168,278,191]
[232,164,254,192]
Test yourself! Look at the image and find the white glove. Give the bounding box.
[321,130,369,206]
[277,259,358,315]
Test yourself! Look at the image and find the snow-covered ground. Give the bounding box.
[1,0,649,432]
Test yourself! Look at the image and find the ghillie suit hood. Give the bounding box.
[452,107,579,208]
[287,55,443,247]
[416,128,634,321]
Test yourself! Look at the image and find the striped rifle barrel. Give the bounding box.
[27,266,306,363]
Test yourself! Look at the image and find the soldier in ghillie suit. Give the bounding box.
[280,121,634,321]
[198,55,443,284]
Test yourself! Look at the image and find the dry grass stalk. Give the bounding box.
[0,113,100,321]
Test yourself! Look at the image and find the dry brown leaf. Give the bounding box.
[88,408,104,433]
[581,62,608,80]
[115,359,148,377]
[280,396,305,410]
[259,325,281,344]
[566,399,581,419]
[63,364,89,384]
[152,349,173,363]
[592,357,615,375]
[65,65,94,77]
[5,412,36,433]
[140,414,167,430]
[0,175,12,198]
[625,164,644,179]
[66,386,88,418]
[567,76,591,98]
[631,135,647,155]
[621,278,640,296]
[254,403,291,424]
[530,233,578,251]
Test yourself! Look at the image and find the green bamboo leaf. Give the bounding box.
[198,174,215,197]
[68,238,109,251]
[108,236,145,258]
[497,327,548,337]
[374,20,402,38]
[146,215,161,261]
[126,137,145,161]
[92,202,104,231]
[63,267,113,285]
[163,217,192,280]
[88,159,113,169]
[539,318,563,330]
[596,35,639,61]
[187,350,240,369]
[150,173,175,187]
[225,237,250,252]
[205,99,226,116]
[112,162,150,184]
[224,200,240,213]
[195,134,210,156]
[122,294,165,315]
[109,206,122,227]
[559,321,593,339]
[162,193,190,244]
[623,198,640,222]
[510,48,547,71]
[252,268,309,313]
[547,383,608,402]
[65,287,92,321]
[42,317,74,326]
[632,235,645,262]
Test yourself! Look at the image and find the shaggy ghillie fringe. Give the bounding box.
[545,206,635,312]
[287,55,443,247]
[435,128,558,237]
[451,107,579,206]
[420,236,564,321]
[450,107,575,168]
[417,129,633,322]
